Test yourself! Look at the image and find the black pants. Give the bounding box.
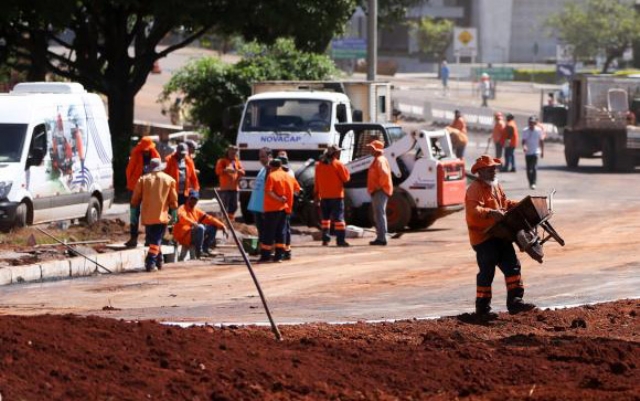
[472,237,524,309]
[260,210,286,260]
[525,155,538,186]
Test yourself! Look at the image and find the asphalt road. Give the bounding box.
[2,133,638,325]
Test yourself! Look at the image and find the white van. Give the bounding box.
[0,82,114,231]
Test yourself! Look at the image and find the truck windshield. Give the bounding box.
[0,124,27,162]
[242,99,332,132]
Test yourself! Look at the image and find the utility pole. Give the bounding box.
[367,0,377,81]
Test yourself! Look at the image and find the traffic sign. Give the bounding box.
[331,38,367,59]
[556,63,575,79]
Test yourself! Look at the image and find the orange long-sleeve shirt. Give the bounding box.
[126,137,161,191]
[172,204,225,246]
[492,120,506,143]
[215,157,245,191]
[314,158,350,199]
[264,168,299,213]
[504,120,519,148]
[367,154,393,196]
[131,171,178,225]
[164,154,200,197]
[465,179,518,245]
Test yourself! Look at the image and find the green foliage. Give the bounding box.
[546,0,640,73]
[408,17,454,61]
[513,69,558,84]
[193,128,229,186]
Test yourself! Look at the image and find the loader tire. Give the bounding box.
[385,192,411,233]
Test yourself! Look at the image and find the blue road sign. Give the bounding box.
[331,38,367,59]
[556,63,575,79]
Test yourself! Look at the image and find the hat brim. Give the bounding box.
[151,163,166,172]
[471,158,502,174]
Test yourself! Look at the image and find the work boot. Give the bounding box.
[369,239,387,246]
[475,305,498,320]
[508,298,536,315]
[156,253,163,270]
[124,235,138,248]
[337,241,350,247]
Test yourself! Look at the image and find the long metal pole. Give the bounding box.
[36,227,113,274]
[367,0,377,81]
[212,188,282,341]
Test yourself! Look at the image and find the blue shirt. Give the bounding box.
[247,167,267,213]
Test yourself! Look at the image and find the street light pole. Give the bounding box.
[367,0,377,81]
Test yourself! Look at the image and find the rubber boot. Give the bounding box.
[124,234,138,248]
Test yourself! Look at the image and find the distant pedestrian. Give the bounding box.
[314,145,351,247]
[164,143,200,205]
[156,131,175,161]
[215,145,245,221]
[491,112,506,160]
[367,140,393,246]
[521,115,545,189]
[446,109,468,159]
[479,73,491,107]
[440,61,450,95]
[247,147,272,247]
[502,113,518,172]
[174,190,227,260]
[125,136,161,248]
[130,158,178,272]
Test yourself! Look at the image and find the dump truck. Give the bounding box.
[563,75,640,171]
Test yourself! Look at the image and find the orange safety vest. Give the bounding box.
[164,154,200,197]
[172,204,225,246]
[314,158,350,199]
[126,137,161,191]
[215,157,245,191]
[367,154,393,196]
[465,179,518,245]
[504,120,519,148]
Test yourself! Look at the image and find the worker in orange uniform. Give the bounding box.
[367,140,393,246]
[173,190,227,260]
[131,158,179,272]
[490,112,506,160]
[215,145,245,220]
[502,113,519,172]
[466,155,536,318]
[125,136,161,248]
[314,145,351,246]
[259,158,300,263]
[279,156,300,260]
[446,109,468,159]
[164,143,200,205]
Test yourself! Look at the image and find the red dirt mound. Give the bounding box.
[0,300,638,400]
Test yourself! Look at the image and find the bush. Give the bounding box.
[513,69,558,84]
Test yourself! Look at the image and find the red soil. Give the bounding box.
[0,299,638,400]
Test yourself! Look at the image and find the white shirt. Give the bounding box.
[521,126,544,156]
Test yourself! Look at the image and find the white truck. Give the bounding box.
[294,123,466,232]
[0,82,114,231]
[236,81,392,221]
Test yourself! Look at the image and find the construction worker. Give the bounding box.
[491,112,506,160]
[446,109,468,159]
[466,155,536,317]
[367,140,393,246]
[279,156,300,260]
[247,147,272,246]
[164,142,200,205]
[215,145,245,220]
[130,158,179,272]
[259,158,299,263]
[314,145,351,247]
[156,131,175,161]
[502,113,519,172]
[125,136,161,248]
[173,189,227,260]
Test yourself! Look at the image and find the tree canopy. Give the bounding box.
[546,0,640,73]
[409,16,453,62]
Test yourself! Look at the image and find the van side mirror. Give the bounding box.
[352,109,363,122]
[27,148,45,168]
[336,104,347,123]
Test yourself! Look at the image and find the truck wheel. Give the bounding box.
[385,193,411,232]
[240,192,254,224]
[83,196,101,225]
[564,132,579,168]
[14,202,28,229]
[602,137,616,172]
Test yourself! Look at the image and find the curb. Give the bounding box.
[0,245,175,286]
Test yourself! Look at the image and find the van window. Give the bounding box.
[31,124,48,154]
[0,124,28,162]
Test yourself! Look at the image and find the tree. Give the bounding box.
[409,16,453,62]
[0,0,356,192]
[546,0,640,73]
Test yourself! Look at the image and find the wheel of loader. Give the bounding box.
[384,192,411,232]
[602,136,616,172]
[563,131,579,168]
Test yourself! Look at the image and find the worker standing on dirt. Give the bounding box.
[490,112,506,160]
[502,114,519,172]
[466,155,536,317]
[521,115,545,190]
[247,147,272,247]
[314,145,351,247]
[164,143,200,205]
[174,190,227,260]
[125,136,161,248]
[131,158,179,272]
[446,109,468,159]
[215,145,245,221]
[367,140,393,246]
[259,158,299,263]
[279,156,300,260]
